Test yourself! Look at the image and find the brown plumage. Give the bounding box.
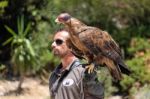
[55,13,131,80]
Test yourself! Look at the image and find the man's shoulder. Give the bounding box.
[69,59,83,69]
[70,64,85,80]
[71,60,85,72]
[72,64,85,72]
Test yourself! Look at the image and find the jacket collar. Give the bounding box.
[54,59,80,75]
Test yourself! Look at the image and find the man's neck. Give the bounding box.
[61,54,77,70]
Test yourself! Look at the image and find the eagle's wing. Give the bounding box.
[78,26,131,80]
[66,38,85,59]
[79,27,121,58]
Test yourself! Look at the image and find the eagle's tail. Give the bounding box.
[110,59,131,81]
[118,60,131,75]
[107,62,122,81]
[95,56,122,80]
[101,58,122,81]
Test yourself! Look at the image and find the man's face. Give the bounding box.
[51,31,70,58]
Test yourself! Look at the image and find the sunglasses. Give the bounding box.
[54,39,64,45]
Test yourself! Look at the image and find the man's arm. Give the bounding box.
[83,70,104,99]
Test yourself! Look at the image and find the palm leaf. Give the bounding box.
[25,39,35,56]
[2,37,13,46]
[17,15,24,35]
[5,25,17,36]
[20,15,24,35]
[17,16,21,35]
[24,22,31,37]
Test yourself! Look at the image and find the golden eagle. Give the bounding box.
[55,13,131,80]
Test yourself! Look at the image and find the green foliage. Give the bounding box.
[120,38,150,95]
[26,0,62,72]
[128,37,150,54]
[0,63,5,70]
[30,14,60,72]
[120,56,150,90]
[2,0,60,74]
[0,0,62,77]
[48,0,150,48]
[0,0,8,14]
[3,15,37,75]
[97,67,118,97]
[0,63,6,79]
[132,84,150,99]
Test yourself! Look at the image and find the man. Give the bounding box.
[49,30,104,99]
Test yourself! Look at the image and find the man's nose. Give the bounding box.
[51,42,56,49]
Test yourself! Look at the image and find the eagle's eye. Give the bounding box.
[62,15,71,21]
[57,13,71,23]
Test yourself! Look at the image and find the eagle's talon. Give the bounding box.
[85,64,95,74]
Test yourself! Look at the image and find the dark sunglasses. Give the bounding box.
[54,39,64,45]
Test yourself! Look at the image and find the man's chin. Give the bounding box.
[54,53,59,56]
[53,52,60,56]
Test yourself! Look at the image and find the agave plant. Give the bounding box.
[3,15,37,93]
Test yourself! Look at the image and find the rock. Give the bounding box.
[107,95,122,99]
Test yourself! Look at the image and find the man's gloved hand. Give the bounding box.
[83,69,98,82]
[83,68,104,99]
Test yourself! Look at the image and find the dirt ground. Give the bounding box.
[0,77,50,99]
[1,77,148,99]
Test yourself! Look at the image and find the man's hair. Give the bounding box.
[54,29,70,40]
[54,28,68,34]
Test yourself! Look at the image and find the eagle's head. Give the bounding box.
[55,13,71,24]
